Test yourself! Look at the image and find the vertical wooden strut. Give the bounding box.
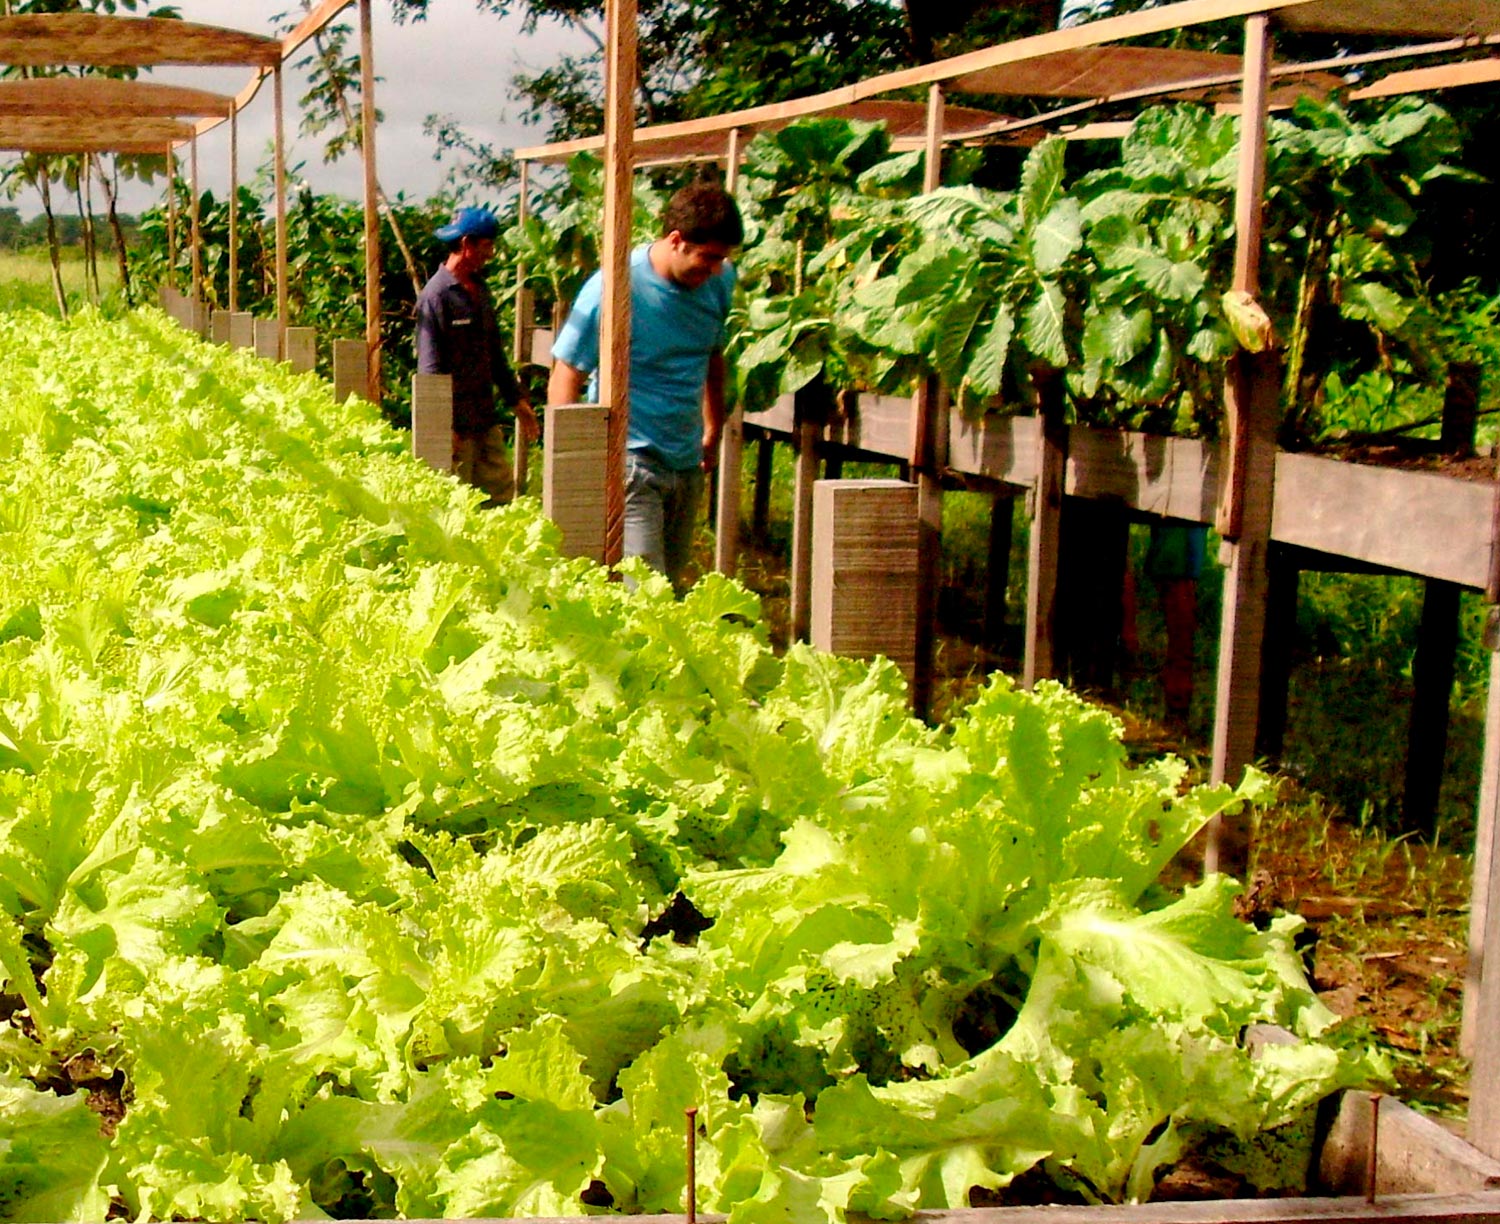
[228,100,239,313]
[165,143,177,290]
[274,62,290,351]
[1468,647,1500,1158]
[713,126,746,576]
[514,159,534,494]
[1207,12,1278,877]
[600,0,638,569]
[1023,372,1067,690]
[912,82,946,717]
[359,0,383,404]
[189,133,201,303]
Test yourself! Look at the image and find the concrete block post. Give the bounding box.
[254,318,282,362]
[411,374,454,472]
[332,339,370,404]
[229,312,255,350]
[210,309,232,345]
[190,299,211,338]
[286,327,317,374]
[811,478,921,693]
[543,403,609,564]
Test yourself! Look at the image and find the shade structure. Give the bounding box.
[0,15,281,67]
[0,115,196,152]
[515,99,1011,165]
[0,78,234,119]
[953,45,1342,104]
[1276,0,1500,35]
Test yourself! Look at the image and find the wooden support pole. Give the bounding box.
[600,0,637,569]
[752,432,774,542]
[1255,545,1300,761]
[1470,642,1500,1156]
[544,404,610,563]
[912,82,947,719]
[165,143,177,290]
[189,131,201,303]
[273,62,289,351]
[789,381,828,642]
[985,493,1015,650]
[1023,374,1067,690]
[1206,13,1276,878]
[411,373,454,472]
[228,99,238,313]
[513,158,533,496]
[714,126,746,576]
[1404,580,1461,836]
[812,479,921,693]
[359,0,382,407]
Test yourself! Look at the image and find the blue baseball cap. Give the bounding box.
[435,206,500,243]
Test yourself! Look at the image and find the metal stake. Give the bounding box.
[1366,1092,1384,1204]
[685,1106,699,1224]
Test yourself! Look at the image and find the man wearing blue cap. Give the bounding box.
[416,206,539,505]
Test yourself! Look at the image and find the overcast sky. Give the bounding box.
[4,1,592,216]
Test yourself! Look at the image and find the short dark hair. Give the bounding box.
[661,184,743,247]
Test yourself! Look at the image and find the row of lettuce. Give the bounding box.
[508,97,1474,441]
[0,308,1380,1222]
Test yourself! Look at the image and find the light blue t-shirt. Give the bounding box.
[552,244,736,471]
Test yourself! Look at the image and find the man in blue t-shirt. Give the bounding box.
[547,184,743,590]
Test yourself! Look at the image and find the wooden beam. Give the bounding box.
[913,82,946,719]
[359,0,382,406]
[1472,640,1500,1157]
[789,388,824,642]
[166,145,177,292]
[599,0,637,569]
[273,64,289,348]
[0,15,282,67]
[1352,55,1500,99]
[0,136,177,154]
[228,101,238,314]
[714,126,746,576]
[284,0,355,58]
[189,131,201,302]
[0,116,195,145]
[1023,375,1068,690]
[513,159,534,497]
[0,78,232,118]
[1403,579,1462,835]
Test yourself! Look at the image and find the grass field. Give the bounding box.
[0,245,126,315]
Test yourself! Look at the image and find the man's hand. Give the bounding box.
[700,424,721,472]
[516,400,541,445]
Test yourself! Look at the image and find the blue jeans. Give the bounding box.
[624,449,704,589]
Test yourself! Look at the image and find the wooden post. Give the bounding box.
[789,381,829,642]
[1442,363,1481,457]
[285,326,317,374]
[228,99,239,313]
[513,158,533,497]
[165,144,177,290]
[985,493,1015,650]
[229,312,255,351]
[752,433,774,542]
[1206,13,1276,878]
[1255,545,1300,761]
[811,479,921,693]
[714,127,747,576]
[273,63,289,352]
[189,132,201,304]
[411,373,454,472]
[544,404,610,563]
[254,317,281,362]
[359,0,383,406]
[600,0,637,568]
[1023,374,1067,690]
[1404,581,1462,835]
[333,338,371,403]
[1470,642,1500,1156]
[911,82,947,719]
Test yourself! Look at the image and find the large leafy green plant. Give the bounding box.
[0,306,1381,1222]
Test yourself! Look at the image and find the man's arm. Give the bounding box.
[415,295,443,375]
[548,359,590,408]
[700,349,727,472]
